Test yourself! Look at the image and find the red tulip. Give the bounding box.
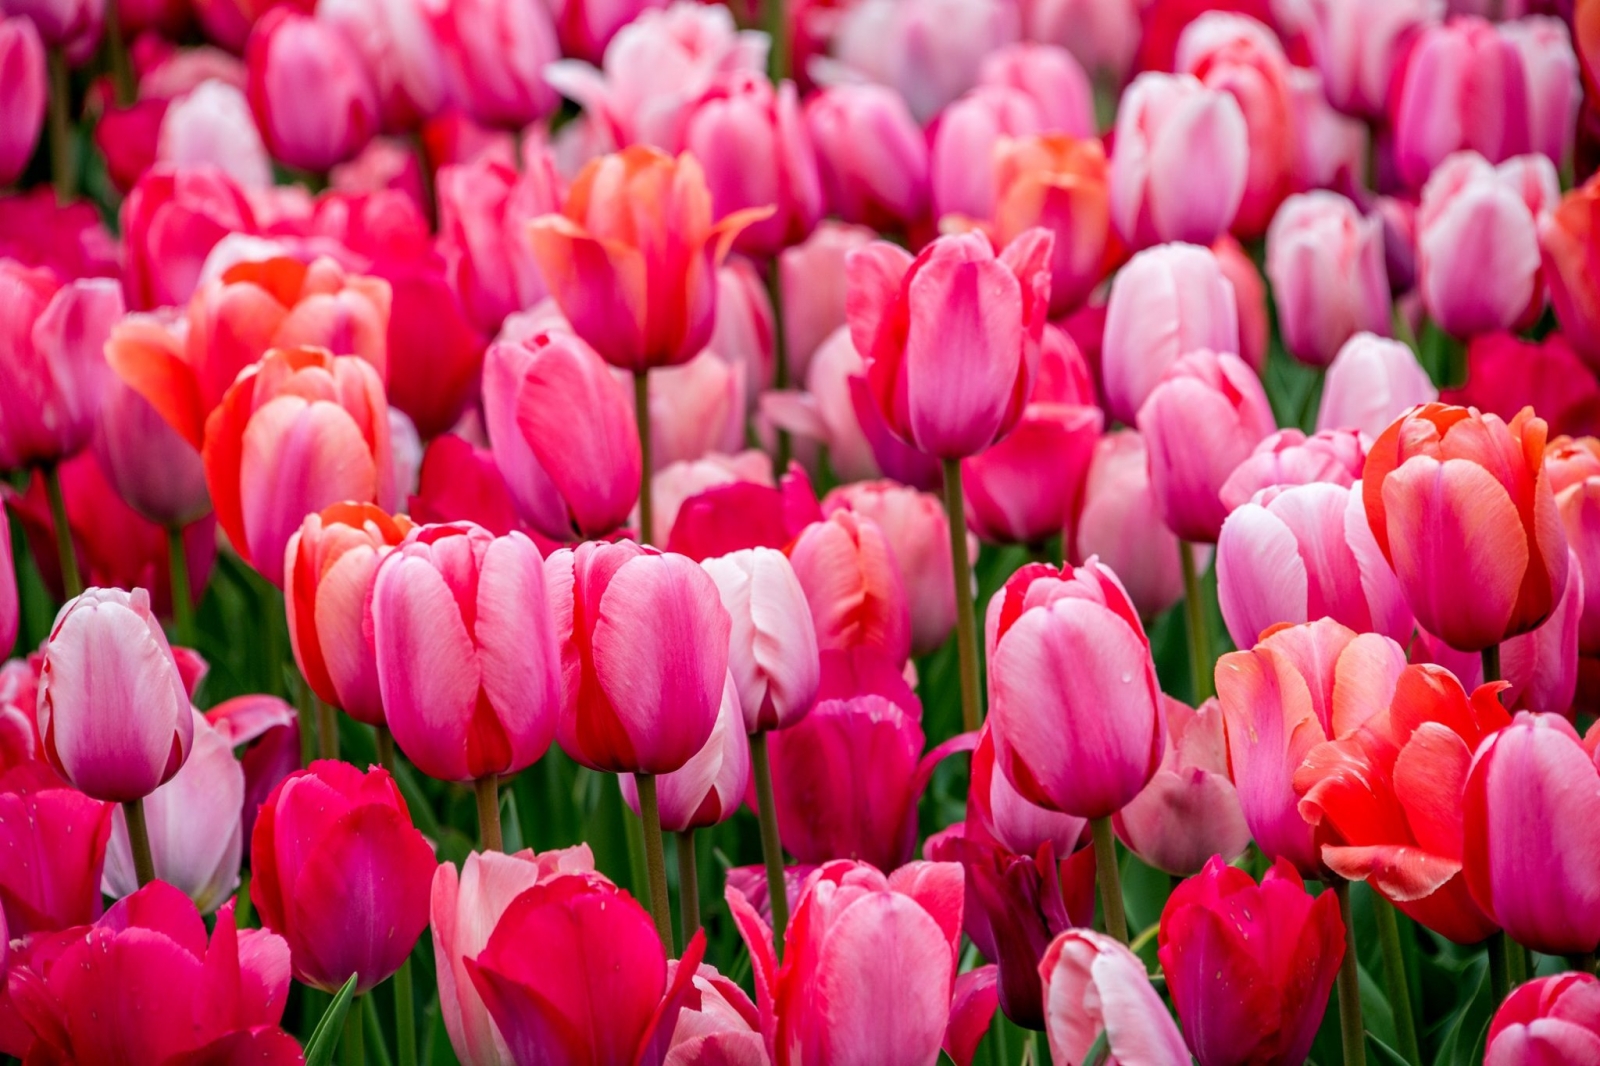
[251,760,437,993]
[787,509,912,668]
[620,673,750,831]
[1040,929,1190,1065]
[1158,856,1346,1066]
[246,8,378,172]
[0,764,112,935]
[1486,972,1600,1066]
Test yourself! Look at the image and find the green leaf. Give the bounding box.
[304,973,359,1066]
[1367,1033,1412,1066]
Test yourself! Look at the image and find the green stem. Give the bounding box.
[374,725,396,774]
[1180,540,1212,702]
[1374,898,1422,1066]
[750,731,790,953]
[676,829,700,946]
[43,464,81,598]
[410,131,436,230]
[46,49,74,203]
[765,263,791,471]
[475,775,502,852]
[1489,930,1510,1002]
[634,371,654,544]
[166,525,193,646]
[124,799,155,887]
[1510,941,1529,987]
[343,992,365,1066]
[102,0,134,105]
[394,957,416,1066]
[942,458,982,733]
[1090,817,1128,944]
[317,698,340,762]
[766,0,789,83]
[1334,881,1368,1066]
[637,773,674,950]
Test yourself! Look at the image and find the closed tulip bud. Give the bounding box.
[481,329,641,541]
[988,561,1164,819]
[1109,71,1249,250]
[546,540,730,774]
[156,81,272,192]
[431,845,597,1066]
[989,134,1115,318]
[202,346,395,588]
[1288,67,1368,198]
[0,17,43,186]
[1503,17,1581,170]
[847,229,1052,459]
[1101,242,1239,425]
[805,84,930,233]
[1444,332,1600,439]
[1138,350,1276,544]
[317,0,447,132]
[0,765,114,934]
[978,42,1095,138]
[1159,856,1346,1066]
[788,508,913,667]
[1216,618,1408,875]
[1304,0,1436,119]
[829,0,1019,123]
[0,264,122,471]
[1266,192,1391,366]
[120,165,257,311]
[1541,174,1600,369]
[702,547,819,734]
[246,9,378,172]
[1364,402,1569,651]
[645,350,748,469]
[436,153,563,336]
[38,588,194,803]
[931,86,1044,224]
[424,0,559,128]
[621,673,750,831]
[1040,929,1191,1066]
[1316,332,1438,438]
[251,760,437,993]
[1486,973,1600,1066]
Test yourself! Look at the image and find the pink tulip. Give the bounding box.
[1218,427,1368,511]
[1020,0,1139,83]
[1541,175,1600,370]
[787,508,913,667]
[318,0,446,131]
[649,449,775,547]
[706,260,775,406]
[728,860,965,1065]
[666,463,821,562]
[0,0,101,52]
[1138,350,1276,544]
[408,434,530,536]
[0,17,43,186]
[1216,618,1407,874]
[156,81,272,191]
[0,187,117,282]
[702,547,820,733]
[1316,332,1438,438]
[548,0,667,64]
[1100,242,1239,425]
[643,350,747,470]
[662,959,764,1064]
[431,845,596,1066]
[120,165,256,311]
[1211,234,1269,373]
[0,264,122,471]
[546,540,730,774]
[1288,67,1369,198]
[91,358,210,528]
[246,9,378,172]
[1039,929,1190,1066]
[371,522,559,783]
[481,329,641,541]
[1109,72,1249,250]
[1113,697,1250,876]
[1445,332,1600,440]
[1557,453,1600,657]
[1266,191,1391,366]
[621,673,750,831]
[1463,712,1600,954]
[930,86,1044,223]
[1304,0,1436,119]
[758,328,879,484]
[0,511,12,656]
[436,153,562,335]
[1418,150,1558,338]
[37,588,193,803]
[988,561,1164,819]
[778,222,875,384]
[0,764,113,935]
[425,0,558,128]
[977,43,1095,138]
[1486,973,1600,1066]
[204,694,298,844]
[251,760,438,993]
[805,84,930,234]
[1503,16,1581,169]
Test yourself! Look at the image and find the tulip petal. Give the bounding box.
[1217,503,1309,649]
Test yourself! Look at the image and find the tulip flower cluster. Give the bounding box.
[9,0,1600,1064]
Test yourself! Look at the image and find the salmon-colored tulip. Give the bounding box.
[1541,172,1600,369]
[787,509,912,668]
[989,134,1115,319]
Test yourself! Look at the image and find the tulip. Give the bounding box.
[666,462,821,562]
[317,0,446,132]
[650,449,776,546]
[1295,664,1508,944]
[431,845,596,1066]
[528,147,768,373]
[1288,67,1368,199]
[1462,712,1600,954]
[155,81,273,192]
[1418,151,1559,338]
[1266,191,1391,367]
[1216,618,1408,875]
[1218,427,1368,511]
[1100,242,1239,425]
[1159,856,1346,1066]
[1316,332,1438,439]
[1021,0,1139,84]
[202,346,395,587]
[987,134,1114,319]
[245,9,378,172]
[481,328,642,541]
[91,351,210,528]
[204,693,298,843]
[1364,402,1569,651]
[930,86,1044,224]
[425,0,559,128]
[1138,350,1277,544]
[620,673,750,830]
[662,959,764,1064]
[0,17,43,187]
[1210,234,1268,374]
[120,164,257,311]
[805,84,930,234]
[251,759,437,993]
[758,327,884,485]
[701,547,819,733]
[371,522,559,786]
[409,434,529,537]
[1109,71,1249,250]
[545,540,730,774]
[727,860,965,1065]
[787,509,912,668]
[1541,174,1600,369]
[0,658,37,772]
[1304,0,1436,119]
[1555,447,1600,664]
[0,264,122,471]
[1504,17,1581,170]
[468,869,705,1063]
[436,153,563,335]
[778,222,875,384]
[548,0,665,63]
[1039,929,1190,1066]
[0,187,117,281]
[847,229,1051,459]
[1486,973,1600,1066]
[1443,331,1600,439]
[977,43,1095,138]
[0,764,113,934]
[3,883,297,1064]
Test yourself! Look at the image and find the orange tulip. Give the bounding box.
[990,133,1117,318]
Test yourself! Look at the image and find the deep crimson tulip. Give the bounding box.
[251,760,437,993]
[1316,333,1437,440]
[1363,403,1569,652]
[246,8,379,172]
[805,84,931,235]
[1486,972,1600,1066]
[285,503,414,725]
[620,674,750,831]
[787,509,912,668]
[120,165,257,311]
[1159,856,1346,1066]
[0,764,112,935]
[0,17,43,187]
[436,154,562,336]
[202,346,396,588]
[702,547,819,733]
[1040,929,1190,1065]
[1265,191,1391,367]
[545,540,730,774]
[1443,332,1600,440]
[5,883,297,1065]
[846,229,1052,460]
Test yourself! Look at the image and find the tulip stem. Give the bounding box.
[1089,817,1128,944]
[166,525,194,647]
[1374,898,1421,1066]
[750,730,790,951]
[636,773,674,950]
[942,459,982,733]
[374,725,396,774]
[124,799,156,887]
[1179,540,1212,702]
[1333,880,1368,1066]
[634,371,654,545]
[46,49,74,203]
[394,957,416,1066]
[102,0,134,106]
[317,699,340,762]
[766,263,791,471]
[43,464,81,599]
[475,775,502,852]
[766,0,789,82]
[1489,931,1510,1002]
[676,829,700,945]
[343,992,365,1066]
[1481,643,1501,685]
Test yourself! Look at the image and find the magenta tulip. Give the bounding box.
[1040,929,1190,1066]
[246,9,378,172]
[1486,972,1600,1066]
[425,0,560,129]
[0,764,113,935]
[0,17,43,187]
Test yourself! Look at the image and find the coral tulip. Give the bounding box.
[1486,972,1600,1066]
[1316,332,1437,439]
[1266,191,1391,367]
[787,508,912,668]
[1040,929,1190,1066]
[987,134,1114,319]
[0,764,113,935]
[702,547,819,733]
[1541,173,1600,369]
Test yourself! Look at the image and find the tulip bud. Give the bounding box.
[829,0,1019,123]
[318,0,447,132]
[1503,16,1581,170]
[120,165,257,311]
[1316,332,1438,439]
[425,0,560,128]
[1288,67,1368,198]
[1266,191,1391,366]
[805,84,930,233]
[977,42,1095,137]
[1041,929,1190,1066]
[1486,973,1600,1066]
[701,547,819,733]
[1304,0,1435,119]
[778,221,876,383]
[787,509,913,668]
[246,9,379,172]
[620,673,749,831]
[930,86,1044,223]
[989,134,1114,319]
[436,153,562,335]
[93,335,211,528]
[0,17,44,186]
